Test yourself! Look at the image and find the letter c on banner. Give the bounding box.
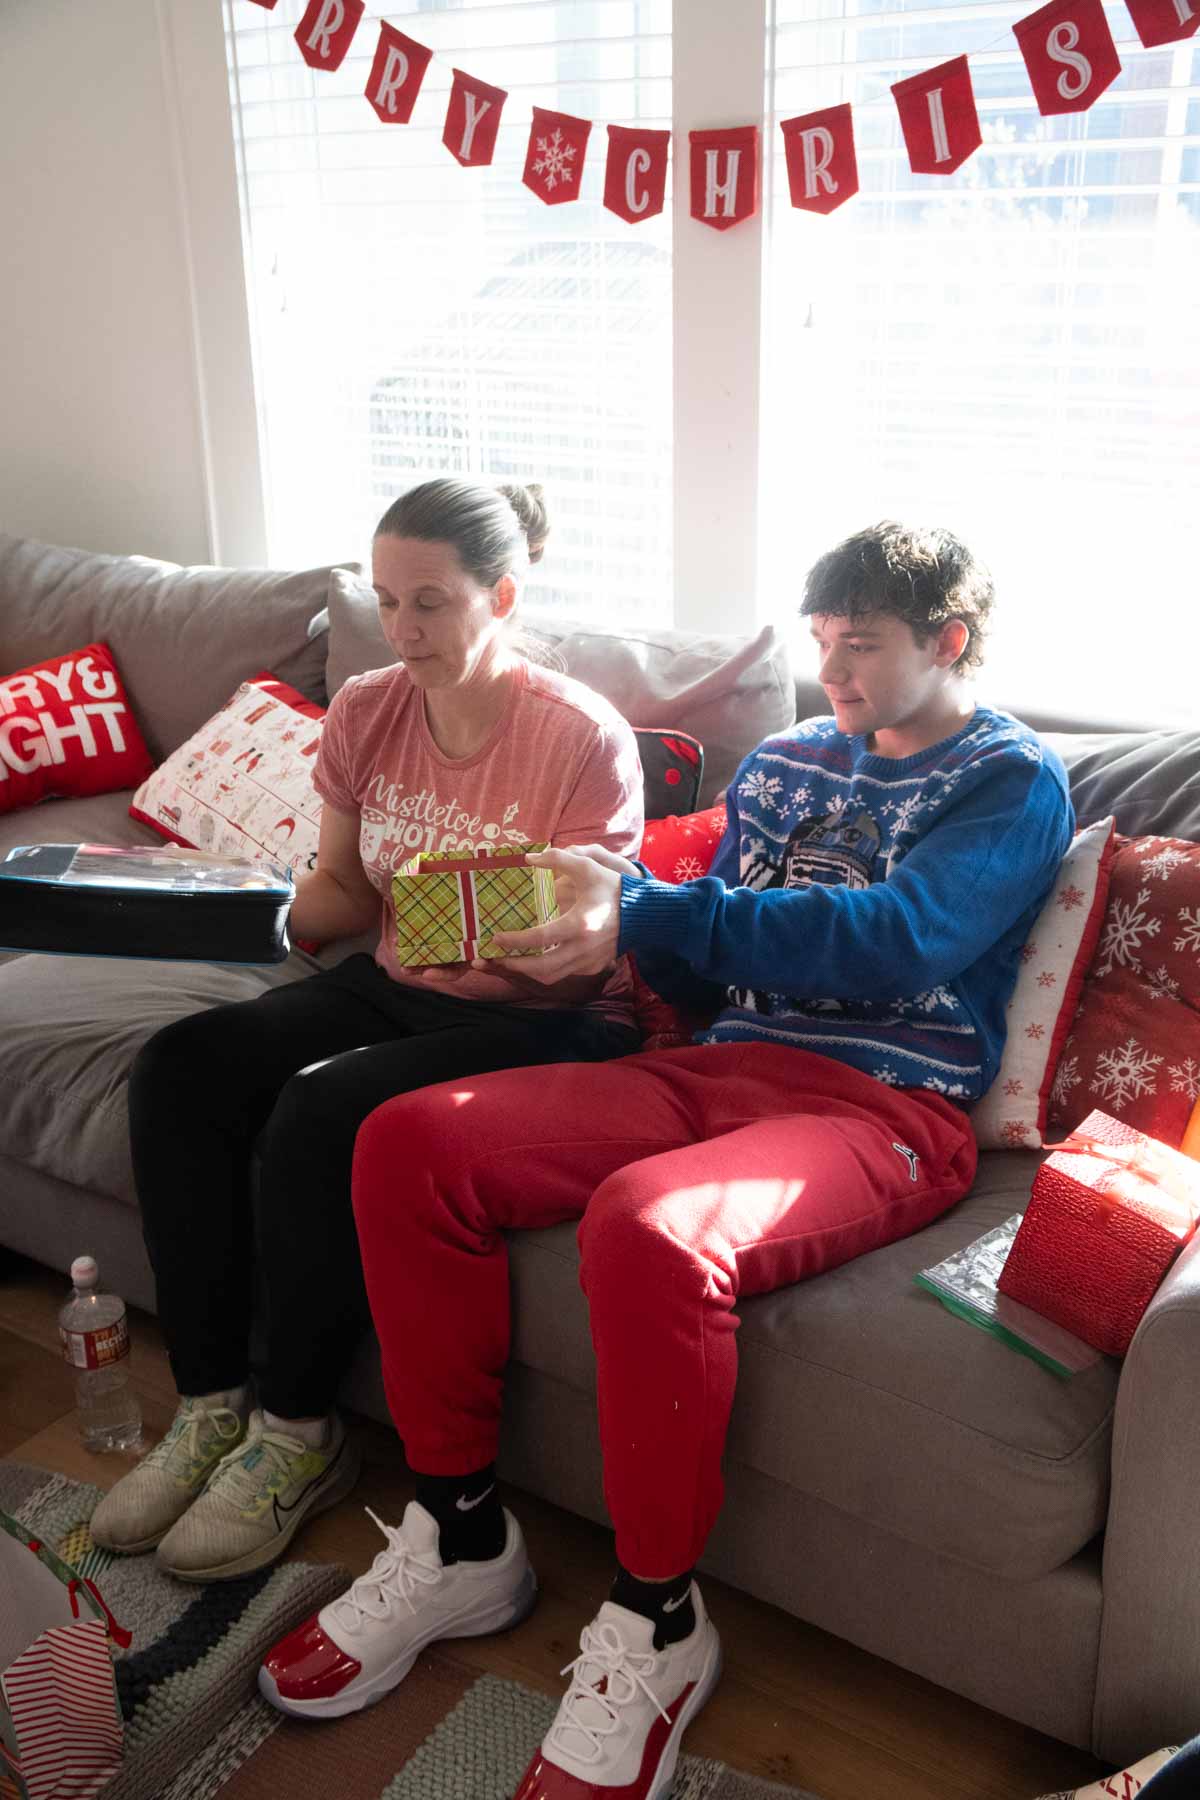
[625,148,652,216]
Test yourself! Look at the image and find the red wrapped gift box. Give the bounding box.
[998,1108,1200,1357]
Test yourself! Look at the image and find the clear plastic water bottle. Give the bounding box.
[59,1256,143,1452]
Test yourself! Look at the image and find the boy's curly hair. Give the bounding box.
[799,522,993,673]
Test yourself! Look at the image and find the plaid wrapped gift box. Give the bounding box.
[392,843,559,967]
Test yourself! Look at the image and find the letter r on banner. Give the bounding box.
[366,23,432,124]
[688,125,759,231]
[1123,0,1199,47]
[781,105,858,214]
[604,124,670,223]
[1014,0,1121,112]
[443,70,507,167]
[294,0,364,71]
[891,55,981,175]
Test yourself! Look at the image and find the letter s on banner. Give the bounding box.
[294,0,364,72]
[890,56,981,176]
[1013,0,1121,115]
[1123,0,1198,47]
[443,69,507,167]
[604,125,671,224]
[688,125,759,231]
[781,105,858,215]
[365,23,432,124]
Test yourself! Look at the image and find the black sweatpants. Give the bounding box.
[129,953,637,1416]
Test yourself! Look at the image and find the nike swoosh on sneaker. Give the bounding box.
[661,1589,690,1613]
[271,1438,346,1530]
[455,1484,497,1513]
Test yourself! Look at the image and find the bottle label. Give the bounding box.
[61,1316,130,1371]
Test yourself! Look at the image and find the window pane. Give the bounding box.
[764,2,1199,725]
[226,0,672,621]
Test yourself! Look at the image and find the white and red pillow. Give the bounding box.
[1047,834,1200,1148]
[129,674,324,878]
[632,806,728,1049]
[970,815,1116,1150]
[0,642,153,814]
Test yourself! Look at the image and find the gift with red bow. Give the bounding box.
[997,1108,1200,1356]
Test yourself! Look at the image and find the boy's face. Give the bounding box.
[809,611,964,751]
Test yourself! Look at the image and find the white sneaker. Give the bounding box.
[512,1584,722,1800]
[257,1500,537,1719]
[1034,1748,1181,1798]
[90,1396,247,1554]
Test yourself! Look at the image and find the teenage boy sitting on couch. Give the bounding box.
[261,522,1074,1800]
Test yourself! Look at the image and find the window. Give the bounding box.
[763,3,1199,724]
[225,0,672,620]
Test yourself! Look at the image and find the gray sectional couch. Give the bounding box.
[1,529,1198,1766]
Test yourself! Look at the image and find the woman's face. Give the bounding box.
[372,535,515,692]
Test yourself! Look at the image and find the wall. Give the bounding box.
[0,0,263,567]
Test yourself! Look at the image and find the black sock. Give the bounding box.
[413,1465,506,1565]
[610,1564,696,1649]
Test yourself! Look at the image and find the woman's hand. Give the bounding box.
[478,847,628,983]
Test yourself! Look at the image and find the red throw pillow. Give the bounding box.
[0,642,153,814]
[129,673,324,878]
[1049,834,1200,1148]
[632,805,728,1049]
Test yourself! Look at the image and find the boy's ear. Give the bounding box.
[933,618,970,669]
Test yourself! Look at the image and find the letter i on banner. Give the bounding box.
[1013,0,1121,112]
[604,125,670,223]
[689,126,759,230]
[523,107,592,204]
[366,23,432,123]
[444,69,508,167]
[780,105,858,214]
[891,55,981,175]
[294,0,364,71]
[1124,0,1198,47]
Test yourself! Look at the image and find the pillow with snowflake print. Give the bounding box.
[970,815,1116,1150]
[631,805,728,1049]
[1047,833,1200,1149]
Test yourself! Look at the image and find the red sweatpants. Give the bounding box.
[351,1043,976,1577]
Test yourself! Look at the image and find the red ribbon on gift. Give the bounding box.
[1044,1130,1200,1227]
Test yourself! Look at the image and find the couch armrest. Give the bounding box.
[1092,1232,1200,1763]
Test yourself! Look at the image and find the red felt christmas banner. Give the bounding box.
[891,55,981,176]
[1124,0,1200,47]
[781,104,858,214]
[689,126,758,230]
[604,125,671,224]
[524,107,592,205]
[365,23,432,125]
[444,69,507,167]
[294,0,363,72]
[1013,0,1121,115]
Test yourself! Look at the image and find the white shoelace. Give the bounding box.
[146,1402,243,1476]
[549,1619,672,1766]
[208,1420,309,1508]
[329,1508,443,1633]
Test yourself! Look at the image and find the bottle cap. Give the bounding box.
[70,1255,99,1288]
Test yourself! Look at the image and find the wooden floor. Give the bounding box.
[0,1250,1109,1800]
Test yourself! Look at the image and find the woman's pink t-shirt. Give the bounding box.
[313,658,643,1017]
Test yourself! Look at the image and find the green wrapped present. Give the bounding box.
[392,843,559,967]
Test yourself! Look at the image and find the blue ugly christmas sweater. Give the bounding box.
[620,707,1073,1101]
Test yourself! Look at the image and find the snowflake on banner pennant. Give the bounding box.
[1096,887,1161,977]
[1174,906,1200,958]
[673,855,704,881]
[1056,884,1086,912]
[1093,1036,1163,1113]
[1169,1058,1200,1100]
[738,770,784,812]
[1050,1053,1081,1112]
[1145,965,1181,1003]
[1139,842,1191,883]
[532,127,577,190]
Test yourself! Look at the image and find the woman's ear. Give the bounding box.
[492,573,518,621]
[934,618,970,668]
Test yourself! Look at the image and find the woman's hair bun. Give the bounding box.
[497,483,550,565]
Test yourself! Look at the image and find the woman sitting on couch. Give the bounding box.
[91,476,643,1582]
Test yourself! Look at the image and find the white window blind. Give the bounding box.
[224,0,672,621]
[762,3,1199,726]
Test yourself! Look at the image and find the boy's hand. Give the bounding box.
[478,847,625,981]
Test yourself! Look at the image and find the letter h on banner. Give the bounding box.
[366,23,432,123]
[294,0,364,71]
[1013,0,1121,113]
[444,69,508,166]
[604,125,671,223]
[891,55,981,175]
[781,105,858,213]
[689,126,759,230]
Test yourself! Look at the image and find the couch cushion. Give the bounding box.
[0,533,347,762]
[324,571,795,808]
[507,1147,1117,1580]
[1049,729,1200,842]
[0,950,310,1206]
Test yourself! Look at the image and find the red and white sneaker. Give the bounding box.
[257,1500,537,1720]
[513,1584,722,1799]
